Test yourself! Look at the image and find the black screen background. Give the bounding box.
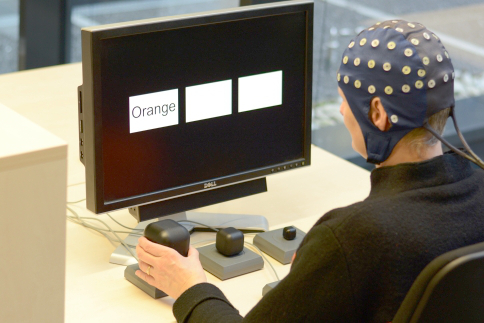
[99,12,308,202]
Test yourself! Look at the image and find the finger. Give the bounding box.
[138,236,173,257]
[136,243,158,266]
[187,245,199,258]
[138,259,151,274]
[135,268,156,286]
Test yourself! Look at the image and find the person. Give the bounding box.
[135,20,484,322]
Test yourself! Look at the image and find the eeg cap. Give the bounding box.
[337,20,455,164]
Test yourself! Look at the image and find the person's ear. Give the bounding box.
[369,97,392,132]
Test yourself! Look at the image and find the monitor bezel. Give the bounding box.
[79,0,314,214]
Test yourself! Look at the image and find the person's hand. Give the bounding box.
[135,236,207,299]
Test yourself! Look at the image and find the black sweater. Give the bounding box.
[173,152,484,322]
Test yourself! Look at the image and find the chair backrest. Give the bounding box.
[393,241,484,323]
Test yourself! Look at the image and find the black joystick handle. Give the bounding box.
[144,219,190,256]
[216,227,244,257]
[283,226,297,241]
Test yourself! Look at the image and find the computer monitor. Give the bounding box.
[78,0,313,231]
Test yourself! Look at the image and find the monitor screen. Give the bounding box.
[78,1,313,219]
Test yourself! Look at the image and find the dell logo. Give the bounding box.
[204,181,217,189]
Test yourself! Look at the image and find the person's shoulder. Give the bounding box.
[313,198,382,230]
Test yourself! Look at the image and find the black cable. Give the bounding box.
[449,108,484,168]
[424,107,484,169]
[423,122,478,164]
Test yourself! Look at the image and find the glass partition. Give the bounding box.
[69,0,239,62]
[0,0,19,74]
[312,0,484,168]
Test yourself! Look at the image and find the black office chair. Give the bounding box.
[393,241,484,323]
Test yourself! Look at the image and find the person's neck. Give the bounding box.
[375,142,443,168]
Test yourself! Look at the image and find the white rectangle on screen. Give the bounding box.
[186,79,232,123]
[129,88,179,133]
[238,70,283,113]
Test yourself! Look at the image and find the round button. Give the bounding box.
[402,66,411,75]
[368,60,376,69]
[415,80,424,89]
[418,69,426,77]
[402,84,411,93]
[354,57,361,66]
[391,115,399,123]
[368,85,376,94]
[343,56,349,64]
[360,38,367,46]
[383,62,392,71]
[387,41,396,50]
[348,41,355,48]
[371,39,380,48]
[404,48,413,57]
[385,86,393,95]
[354,80,361,89]
[422,57,430,65]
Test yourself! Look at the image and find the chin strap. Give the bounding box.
[423,107,484,170]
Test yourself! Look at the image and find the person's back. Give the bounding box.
[311,152,484,321]
[243,152,484,322]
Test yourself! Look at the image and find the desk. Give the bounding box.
[0,63,371,322]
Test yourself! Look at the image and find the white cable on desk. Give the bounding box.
[107,213,143,232]
[66,205,138,261]
[66,195,142,257]
[67,198,87,204]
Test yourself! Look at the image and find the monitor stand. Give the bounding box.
[110,211,269,265]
